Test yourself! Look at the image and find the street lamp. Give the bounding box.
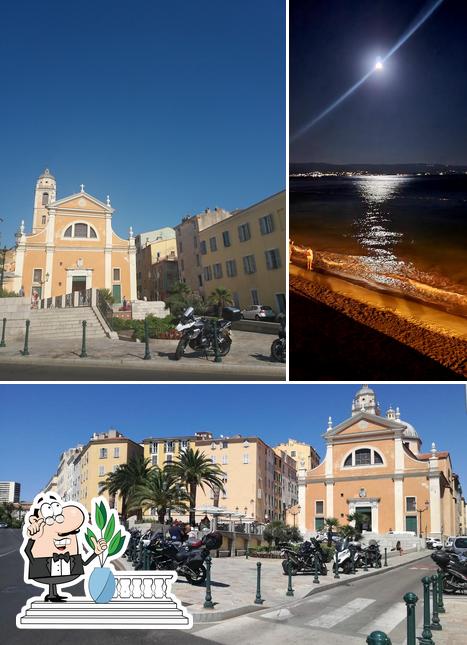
[416,501,429,539]
[288,504,301,528]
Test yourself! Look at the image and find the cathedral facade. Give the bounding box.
[298,385,463,540]
[13,169,136,303]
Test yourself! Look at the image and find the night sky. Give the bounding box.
[291,0,467,164]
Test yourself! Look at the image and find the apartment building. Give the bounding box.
[274,438,321,471]
[56,445,83,501]
[135,227,178,300]
[77,429,143,513]
[174,208,233,293]
[141,432,213,468]
[0,481,21,503]
[273,449,299,518]
[198,191,286,312]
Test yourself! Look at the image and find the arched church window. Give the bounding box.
[355,449,371,466]
[74,223,88,237]
[63,223,98,239]
[373,451,383,464]
[64,226,72,237]
[42,192,49,205]
[344,454,353,467]
[89,227,97,238]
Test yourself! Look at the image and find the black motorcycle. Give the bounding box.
[146,531,223,585]
[356,541,382,568]
[271,314,286,363]
[281,538,327,576]
[174,306,241,360]
[431,549,467,593]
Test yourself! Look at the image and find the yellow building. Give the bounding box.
[135,227,178,300]
[77,429,143,514]
[274,438,320,471]
[141,432,212,468]
[198,191,286,312]
[300,386,461,541]
[13,169,136,304]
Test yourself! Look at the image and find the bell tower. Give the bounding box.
[32,169,56,233]
[351,384,381,416]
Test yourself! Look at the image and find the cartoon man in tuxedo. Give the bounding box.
[22,493,107,602]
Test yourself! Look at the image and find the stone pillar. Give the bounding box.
[394,476,404,533]
[105,212,113,290]
[44,209,55,298]
[325,480,334,518]
[13,227,26,292]
[297,466,307,534]
[129,239,137,301]
[429,474,442,538]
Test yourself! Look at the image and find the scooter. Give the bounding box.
[431,550,467,593]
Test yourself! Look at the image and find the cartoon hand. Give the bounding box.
[91,536,108,555]
[27,516,45,538]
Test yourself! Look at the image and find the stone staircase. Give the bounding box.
[27,307,108,339]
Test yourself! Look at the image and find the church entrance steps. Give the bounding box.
[27,307,108,339]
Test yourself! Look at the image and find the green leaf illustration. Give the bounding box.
[108,530,124,556]
[85,527,97,550]
[95,503,105,530]
[99,501,107,527]
[104,514,115,543]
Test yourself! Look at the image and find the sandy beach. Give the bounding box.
[290,262,467,380]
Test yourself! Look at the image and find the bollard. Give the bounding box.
[418,576,435,645]
[144,548,151,570]
[245,548,249,559]
[403,592,418,645]
[204,556,214,608]
[384,547,388,567]
[79,320,88,358]
[350,550,356,575]
[313,555,320,584]
[143,317,151,360]
[377,550,382,568]
[437,569,445,614]
[364,550,368,571]
[212,319,222,363]
[366,631,392,644]
[286,560,294,596]
[430,574,442,630]
[334,550,340,579]
[0,317,6,347]
[20,319,30,356]
[254,561,264,604]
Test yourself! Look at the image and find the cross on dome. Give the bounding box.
[80,184,85,193]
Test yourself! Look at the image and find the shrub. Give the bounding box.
[0,288,20,298]
[111,315,175,340]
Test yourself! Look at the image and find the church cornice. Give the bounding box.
[322,411,406,440]
[306,470,430,484]
[47,191,114,213]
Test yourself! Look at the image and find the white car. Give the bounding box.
[445,536,455,549]
[241,305,277,321]
[426,537,443,549]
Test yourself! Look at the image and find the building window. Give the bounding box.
[265,248,281,270]
[181,259,184,271]
[165,441,175,453]
[222,231,231,247]
[113,447,120,458]
[64,223,98,239]
[243,255,256,274]
[113,464,119,473]
[42,192,49,205]
[151,455,158,466]
[99,448,107,459]
[98,465,105,476]
[374,451,383,464]
[222,454,228,465]
[406,497,416,512]
[166,454,173,462]
[251,289,259,305]
[150,442,158,454]
[315,500,324,514]
[291,450,296,457]
[238,222,251,242]
[203,266,212,281]
[196,254,200,267]
[243,453,249,464]
[343,448,384,467]
[180,440,188,451]
[113,268,121,281]
[213,263,223,279]
[200,240,207,255]
[42,215,47,225]
[259,213,274,235]
[355,449,372,465]
[222,441,228,449]
[193,236,197,248]
[33,269,43,283]
[344,454,353,467]
[209,237,217,252]
[211,456,216,464]
[198,275,203,287]
[405,516,417,533]
[226,259,237,277]
[315,517,325,530]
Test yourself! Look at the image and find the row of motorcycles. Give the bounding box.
[125,527,222,585]
[174,306,286,363]
[281,536,381,576]
[431,549,467,593]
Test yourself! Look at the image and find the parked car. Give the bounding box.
[0,522,8,528]
[241,305,276,321]
[450,536,467,557]
[426,537,443,549]
[445,536,456,549]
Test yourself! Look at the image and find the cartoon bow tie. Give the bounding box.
[53,552,70,562]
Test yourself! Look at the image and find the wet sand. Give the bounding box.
[290,265,467,380]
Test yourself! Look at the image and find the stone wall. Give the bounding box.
[131,300,169,320]
[0,297,31,340]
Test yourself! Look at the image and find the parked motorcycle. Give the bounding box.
[174,306,241,360]
[333,538,360,574]
[271,314,286,363]
[281,538,327,576]
[431,549,467,593]
[145,531,223,585]
[355,541,382,568]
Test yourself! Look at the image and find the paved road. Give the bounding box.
[0,363,282,381]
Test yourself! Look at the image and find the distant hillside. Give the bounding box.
[290,162,467,174]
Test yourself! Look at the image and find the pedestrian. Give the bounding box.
[18,285,25,297]
[122,296,127,310]
[396,540,403,556]
[31,289,39,309]
[306,247,314,270]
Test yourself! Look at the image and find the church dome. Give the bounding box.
[351,384,381,416]
[39,168,55,180]
[401,421,419,440]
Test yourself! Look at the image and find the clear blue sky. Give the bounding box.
[0,0,285,246]
[1,384,466,501]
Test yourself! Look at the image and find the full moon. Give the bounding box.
[375,59,383,71]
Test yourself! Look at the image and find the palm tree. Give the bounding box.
[347,511,366,535]
[324,517,340,546]
[129,467,190,524]
[208,287,233,317]
[101,455,153,522]
[165,448,226,526]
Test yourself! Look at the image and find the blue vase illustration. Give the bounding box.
[88,567,116,603]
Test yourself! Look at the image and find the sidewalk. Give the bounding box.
[0,330,285,379]
[117,549,430,623]
[430,595,467,645]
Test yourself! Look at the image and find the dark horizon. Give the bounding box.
[291,0,467,165]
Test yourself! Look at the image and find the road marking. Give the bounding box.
[262,608,293,621]
[358,602,406,635]
[307,597,375,629]
[0,549,18,559]
[306,593,332,603]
